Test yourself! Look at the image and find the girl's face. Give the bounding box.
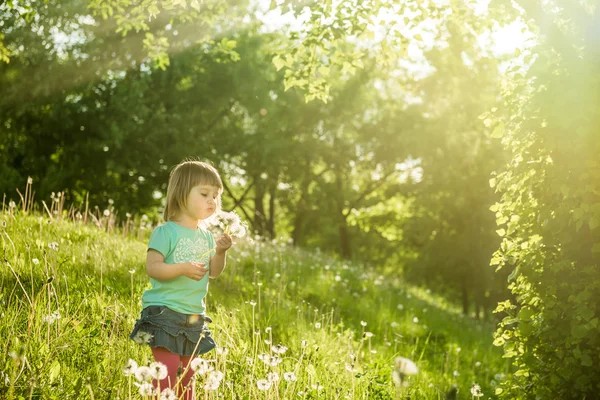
[186,184,219,220]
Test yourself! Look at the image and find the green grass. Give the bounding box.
[0,212,509,399]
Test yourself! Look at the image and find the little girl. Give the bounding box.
[130,160,233,399]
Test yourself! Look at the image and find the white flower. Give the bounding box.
[315,322,321,329]
[8,201,16,209]
[475,361,482,368]
[190,357,213,375]
[150,362,168,381]
[138,381,156,396]
[265,326,272,332]
[312,383,324,391]
[394,357,418,378]
[204,372,223,390]
[160,388,177,400]
[32,258,40,265]
[471,383,484,397]
[360,321,367,327]
[134,366,152,382]
[43,310,61,325]
[413,317,419,323]
[301,340,308,347]
[271,344,288,354]
[123,359,138,376]
[397,304,404,310]
[453,370,460,377]
[364,332,374,338]
[216,346,229,355]
[283,372,297,382]
[133,331,154,344]
[257,379,272,390]
[206,211,248,238]
[103,209,110,217]
[48,242,59,251]
[249,301,257,307]
[210,371,224,382]
[267,372,279,382]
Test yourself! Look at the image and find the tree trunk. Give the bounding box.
[254,176,267,237]
[266,181,276,239]
[462,283,470,316]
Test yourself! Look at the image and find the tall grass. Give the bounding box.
[0,182,509,399]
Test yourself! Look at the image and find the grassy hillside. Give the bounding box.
[0,212,509,399]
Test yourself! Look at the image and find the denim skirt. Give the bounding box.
[129,305,217,357]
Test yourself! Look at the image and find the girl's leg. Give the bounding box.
[180,355,197,400]
[151,346,181,394]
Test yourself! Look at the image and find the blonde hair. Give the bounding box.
[163,160,223,222]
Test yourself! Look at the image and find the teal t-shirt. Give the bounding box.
[141,220,216,314]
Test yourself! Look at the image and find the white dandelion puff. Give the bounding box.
[43,310,61,325]
[160,388,177,400]
[32,258,40,265]
[257,379,272,390]
[138,381,156,396]
[267,372,280,382]
[123,359,138,376]
[471,383,484,397]
[133,331,154,344]
[190,357,213,375]
[208,370,224,382]
[150,362,168,381]
[134,366,152,382]
[392,356,418,386]
[48,242,59,251]
[360,321,367,327]
[271,344,288,354]
[283,372,297,382]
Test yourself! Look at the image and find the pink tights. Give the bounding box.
[151,346,197,400]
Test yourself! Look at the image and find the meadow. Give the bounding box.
[1,199,508,399]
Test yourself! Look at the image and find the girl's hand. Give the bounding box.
[181,262,208,281]
[215,233,233,254]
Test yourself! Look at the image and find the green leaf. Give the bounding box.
[49,360,61,384]
[491,122,505,138]
[581,353,593,367]
[571,324,588,340]
[272,55,286,71]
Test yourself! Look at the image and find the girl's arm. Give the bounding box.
[146,249,208,281]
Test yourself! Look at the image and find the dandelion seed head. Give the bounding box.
[283,372,297,382]
[137,381,156,396]
[394,356,419,377]
[160,388,177,400]
[134,366,152,382]
[470,383,484,397]
[123,359,138,376]
[150,362,168,381]
[257,378,272,390]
